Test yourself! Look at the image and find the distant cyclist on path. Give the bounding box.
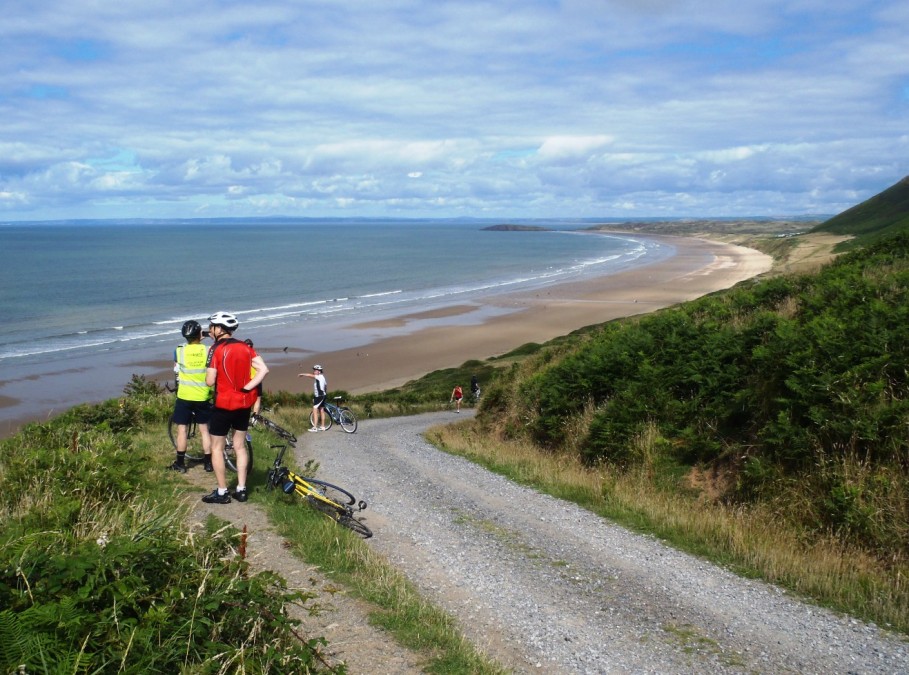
[450,384,463,413]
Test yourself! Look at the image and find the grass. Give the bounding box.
[259,466,506,675]
[148,402,506,673]
[424,419,909,636]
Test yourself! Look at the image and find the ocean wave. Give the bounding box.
[1,232,668,363]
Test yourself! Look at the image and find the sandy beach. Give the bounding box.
[249,234,771,395]
[0,234,771,439]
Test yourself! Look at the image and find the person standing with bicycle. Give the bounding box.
[202,311,268,504]
[299,364,328,431]
[170,320,213,473]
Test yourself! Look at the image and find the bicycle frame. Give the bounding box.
[325,402,342,423]
[266,445,371,537]
[250,412,297,444]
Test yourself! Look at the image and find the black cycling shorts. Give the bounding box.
[208,406,252,436]
[173,398,213,425]
[313,394,327,408]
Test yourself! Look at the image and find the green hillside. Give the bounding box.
[813,175,909,244]
[482,231,909,552]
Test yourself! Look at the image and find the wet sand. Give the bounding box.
[260,235,771,395]
[0,234,771,439]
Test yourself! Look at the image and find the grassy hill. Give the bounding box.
[813,175,909,245]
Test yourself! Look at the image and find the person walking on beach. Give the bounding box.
[202,311,268,504]
[170,320,213,473]
[299,364,328,431]
[450,384,463,413]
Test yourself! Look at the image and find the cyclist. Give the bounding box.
[299,364,328,431]
[470,374,481,400]
[450,384,463,413]
[170,320,213,473]
[202,311,268,504]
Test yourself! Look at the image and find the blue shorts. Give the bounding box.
[173,398,213,425]
[209,406,252,436]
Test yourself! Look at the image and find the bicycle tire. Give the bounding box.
[168,416,206,462]
[310,409,334,431]
[338,515,372,538]
[303,477,356,505]
[253,415,298,444]
[306,494,346,520]
[338,408,358,433]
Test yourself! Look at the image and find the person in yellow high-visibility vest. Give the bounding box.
[169,320,213,473]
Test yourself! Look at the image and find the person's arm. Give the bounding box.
[206,367,217,387]
[243,355,268,391]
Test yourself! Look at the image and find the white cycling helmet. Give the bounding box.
[208,311,239,331]
[313,364,323,371]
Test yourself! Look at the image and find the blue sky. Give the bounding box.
[2,0,907,221]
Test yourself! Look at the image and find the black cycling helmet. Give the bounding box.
[181,320,203,340]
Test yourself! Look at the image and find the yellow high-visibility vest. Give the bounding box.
[175,343,211,402]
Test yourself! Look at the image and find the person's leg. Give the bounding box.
[175,424,188,452]
[233,428,249,489]
[203,408,231,502]
[171,400,191,471]
[311,404,319,430]
[210,434,228,490]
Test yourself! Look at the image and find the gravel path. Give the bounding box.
[301,410,908,674]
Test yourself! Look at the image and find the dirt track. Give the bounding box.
[297,411,908,674]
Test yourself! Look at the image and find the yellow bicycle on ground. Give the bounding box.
[265,445,372,538]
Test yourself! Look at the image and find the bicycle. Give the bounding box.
[166,380,253,472]
[310,396,358,433]
[266,444,372,538]
[251,411,298,445]
[167,415,253,473]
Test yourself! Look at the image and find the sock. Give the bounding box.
[236,485,246,492]
[218,488,228,496]
[175,452,185,466]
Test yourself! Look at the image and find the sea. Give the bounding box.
[0,218,674,430]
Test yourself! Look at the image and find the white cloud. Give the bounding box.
[0,0,907,220]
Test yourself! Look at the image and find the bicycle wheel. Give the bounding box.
[310,409,334,431]
[338,515,372,538]
[306,494,346,520]
[224,431,253,473]
[168,416,206,462]
[338,408,358,434]
[304,477,356,505]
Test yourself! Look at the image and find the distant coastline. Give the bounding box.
[481,224,551,231]
[0,231,773,440]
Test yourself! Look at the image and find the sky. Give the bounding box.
[2,0,908,222]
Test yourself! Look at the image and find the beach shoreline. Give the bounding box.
[0,234,772,439]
